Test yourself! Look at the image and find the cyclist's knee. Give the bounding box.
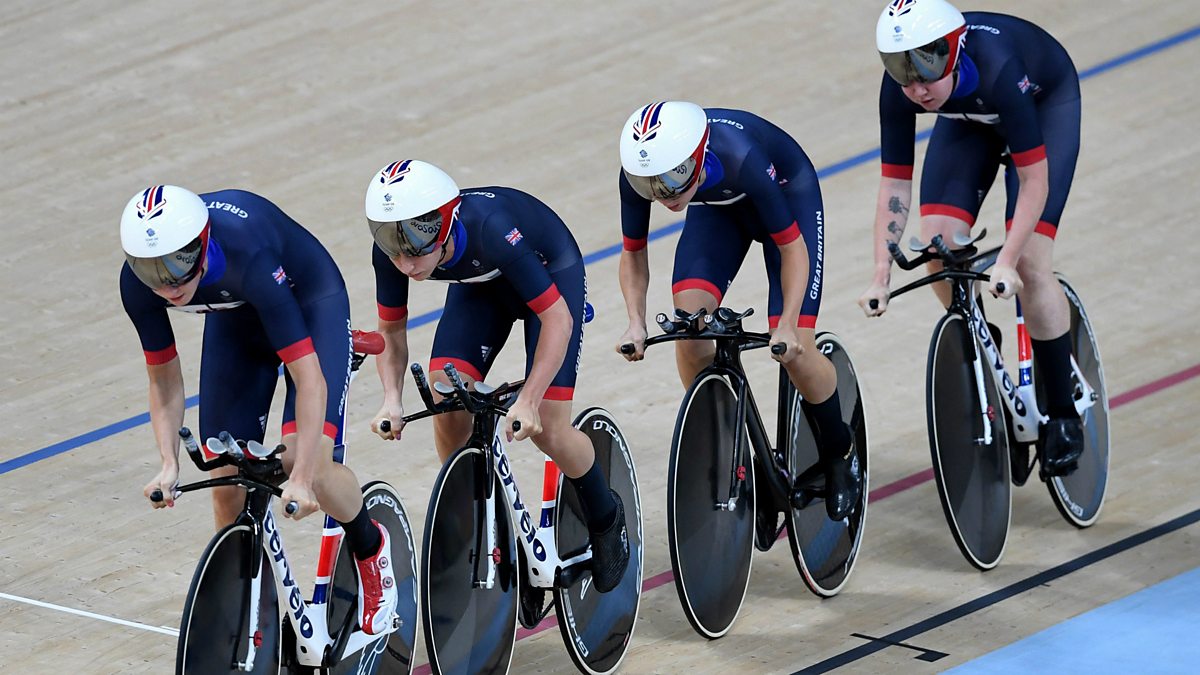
[921,214,971,241]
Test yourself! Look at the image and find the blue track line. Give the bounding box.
[3,24,1197,477]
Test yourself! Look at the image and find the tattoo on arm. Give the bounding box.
[887,221,902,239]
[888,196,908,215]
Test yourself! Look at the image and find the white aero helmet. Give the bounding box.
[365,159,462,257]
[120,185,211,288]
[876,0,966,86]
[619,101,710,201]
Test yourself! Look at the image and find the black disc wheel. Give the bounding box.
[554,407,643,674]
[1041,275,1110,528]
[784,332,869,597]
[928,312,1012,570]
[421,446,518,675]
[667,372,754,639]
[177,524,281,674]
[327,481,419,674]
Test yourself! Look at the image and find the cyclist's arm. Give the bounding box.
[618,248,650,329]
[375,315,409,410]
[990,58,1050,269]
[874,77,920,286]
[618,171,652,330]
[282,352,328,484]
[146,358,185,468]
[373,242,411,416]
[998,158,1049,268]
[523,295,573,404]
[872,176,914,286]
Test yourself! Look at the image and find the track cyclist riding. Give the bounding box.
[616,101,862,523]
[859,0,1087,478]
[120,185,399,638]
[362,159,631,592]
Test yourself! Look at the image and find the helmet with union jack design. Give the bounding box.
[364,159,462,258]
[619,101,710,201]
[876,0,966,86]
[120,185,211,289]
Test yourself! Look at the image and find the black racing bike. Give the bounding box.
[885,230,1109,570]
[397,362,643,674]
[637,307,868,639]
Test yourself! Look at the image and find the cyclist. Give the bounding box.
[858,0,1083,476]
[120,185,398,635]
[615,101,862,524]
[363,160,630,593]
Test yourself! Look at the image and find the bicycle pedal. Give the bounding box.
[789,486,822,510]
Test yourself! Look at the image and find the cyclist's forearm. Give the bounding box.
[376,319,409,403]
[618,249,650,326]
[146,360,185,465]
[873,178,912,281]
[777,240,808,325]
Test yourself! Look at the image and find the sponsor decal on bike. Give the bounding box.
[972,308,1028,418]
[263,510,315,639]
[493,437,548,562]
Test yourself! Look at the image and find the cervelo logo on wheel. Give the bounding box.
[379,160,413,186]
[631,102,665,142]
[136,185,167,221]
[262,510,315,639]
[492,436,548,561]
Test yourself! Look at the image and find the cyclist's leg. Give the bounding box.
[765,177,859,518]
[523,262,629,591]
[1004,96,1084,473]
[428,281,518,461]
[670,205,753,386]
[919,118,1006,307]
[199,307,279,529]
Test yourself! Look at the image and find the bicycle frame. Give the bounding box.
[180,434,383,670]
[644,309,795,511]
[893,237,1098,448]
[475,417,592,591]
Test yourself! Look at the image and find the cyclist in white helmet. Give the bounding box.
[120,185,398,635]
[860,0,1085,476]
[615,101,863,524]
[363,160,630,593]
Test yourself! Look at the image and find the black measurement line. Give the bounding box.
[794,508,1200,673]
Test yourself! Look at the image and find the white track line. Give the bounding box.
[0,592,179,636]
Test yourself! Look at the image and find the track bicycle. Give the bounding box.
[154,330,419,673]
[398,362,643,674]
[638,306,868,639]
[884,230,1110,570]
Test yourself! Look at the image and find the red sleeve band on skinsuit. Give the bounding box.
[377,303,408,322]
[527,285,562,314]
[144,344,178,365]
[277,337,315,364]
[622,236,648,252]
[1010,145,1047,167]
[769,221,801,246]
[882,163,914,180]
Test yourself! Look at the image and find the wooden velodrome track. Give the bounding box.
[2,1,1198,672]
